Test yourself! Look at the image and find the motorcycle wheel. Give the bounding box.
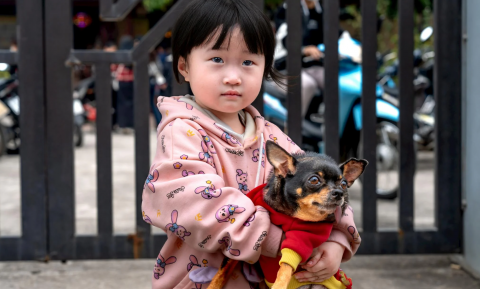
[358,120,400,200]
[74,124,83,147]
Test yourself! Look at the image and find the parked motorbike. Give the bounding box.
[0,63,85,155]
[377,26,435,150]
[264,31,401,199]
[0,75,20,154]
[73,76,97,126]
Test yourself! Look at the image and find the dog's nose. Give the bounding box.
[332,189,344,200]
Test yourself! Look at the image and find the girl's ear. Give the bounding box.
[178,56,189,82]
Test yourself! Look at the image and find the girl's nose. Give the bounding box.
[223,71,241,85]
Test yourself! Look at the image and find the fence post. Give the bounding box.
[398,0,415,253]
[45,0,75,260]
[285,0,303,145]
[360,0,378,251]
[323,0,339,161]
[17,0,48,260]
[434,0,462,253]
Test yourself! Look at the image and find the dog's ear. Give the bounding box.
[265,140,297,178]
[339,158,368,187]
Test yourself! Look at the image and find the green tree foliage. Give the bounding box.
[143,0,173,12]
[340,0,433,53]
[143,0,283,12]
[382,0,433,19]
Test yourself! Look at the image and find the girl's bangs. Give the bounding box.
[203,7,264,55]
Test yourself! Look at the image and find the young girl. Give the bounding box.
[141,1,361,288]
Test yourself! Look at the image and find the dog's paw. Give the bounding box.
[271,263,293,289]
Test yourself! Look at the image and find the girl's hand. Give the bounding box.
[302,45,323,60]
[293,242,345,283]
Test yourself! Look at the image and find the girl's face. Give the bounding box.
[178,26,265,116]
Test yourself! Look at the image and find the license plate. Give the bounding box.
[73,99,84,115]
[6,95,19,115]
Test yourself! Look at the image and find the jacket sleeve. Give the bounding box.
[141,119,274,263]
[327,205,361,262]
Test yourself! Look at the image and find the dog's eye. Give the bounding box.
[341,180,347,189]
[309,176,320,185]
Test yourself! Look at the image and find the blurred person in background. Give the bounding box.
[273,0,326,118]
[103,41,119,130]
[156,36,174,98]
[149,50,167,126]
[115,35,135,134]
[9,37,18,76]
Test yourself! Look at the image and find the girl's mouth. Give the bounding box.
[222,90,242,96]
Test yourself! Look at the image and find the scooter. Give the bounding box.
[0,63,85,154]
[377,26,435,150]
[263,31,401,199]
[0,75,21,154]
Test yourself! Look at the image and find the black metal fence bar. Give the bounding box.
[0,51,17,64]
[323,0,340,161]
[398,0,415,240]
[361,0,378,235]
[358,230,460,254]
[0,237,21,260]
[16,0,48,261]
[45,0,75,260]
[70,51,132,64]
[96,63,114,258]
[285,0,302,145]
[131,0,188,258]
[73,234,168,259]
[133,54,151,258]
[131,1,187,60]
[434,0,462,253]
[100,0,140,21]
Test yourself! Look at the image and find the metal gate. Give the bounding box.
[0,0,462,261]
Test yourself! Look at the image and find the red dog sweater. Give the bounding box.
[247,184,334,283]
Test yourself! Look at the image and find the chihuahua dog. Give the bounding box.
[208,140,367,289]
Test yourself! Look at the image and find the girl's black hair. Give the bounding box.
[172,0,284,87]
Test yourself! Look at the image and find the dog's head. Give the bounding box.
[263,140,368,222]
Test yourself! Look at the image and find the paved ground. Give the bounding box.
[0,127,435,236]
[0,255,478,289]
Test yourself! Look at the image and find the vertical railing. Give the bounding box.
[0,0,49,261]
[323,1,340,161]
[45,0,75,261]
[285,0,303,145]
[95,62,114,258]
[66,0,189,259]
[434,0,462,252]
[17,0,49,261]
[360,0,378,252]
[130,0,189,257]
[397,0,415,253]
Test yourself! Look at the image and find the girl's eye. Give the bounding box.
[341,180,347,189]
[309,176,320,185]
[243,60,253,66]
[212,57,223,63]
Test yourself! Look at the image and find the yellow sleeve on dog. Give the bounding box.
[279,248,302,271]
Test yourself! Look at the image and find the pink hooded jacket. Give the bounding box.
[141,95,361,289]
